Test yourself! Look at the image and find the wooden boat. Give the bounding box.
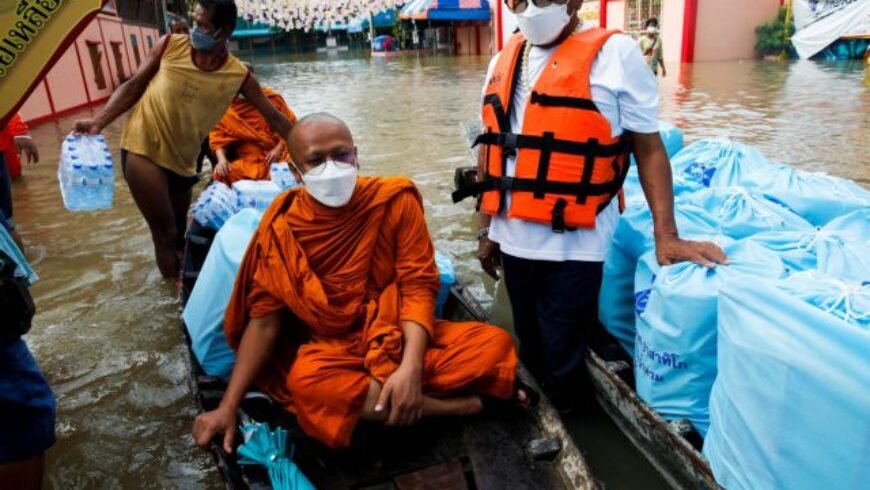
[456,120,721,490]
[179,220,596,490]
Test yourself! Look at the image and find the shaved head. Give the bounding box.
[288,113,357,175]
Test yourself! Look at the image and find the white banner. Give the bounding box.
[792,0,870,58]
[793,0,865,30]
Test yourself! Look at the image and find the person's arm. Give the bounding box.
[240,76,294,141]
[212,147,231,179]
[632,133,723,266]
[192,312,282,453]
[477,144,499,279]
[73,35,169,134]
[265,140,285,165]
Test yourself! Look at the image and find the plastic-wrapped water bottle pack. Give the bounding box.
[58,134,115,212]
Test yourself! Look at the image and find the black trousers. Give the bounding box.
[501,252,603,410]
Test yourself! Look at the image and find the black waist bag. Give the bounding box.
[0,250,35,340]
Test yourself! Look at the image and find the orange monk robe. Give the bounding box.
[209,87,297,184]
[225,176,518,448]
[0,113,30,179]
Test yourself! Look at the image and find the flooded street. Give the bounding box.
[12,52,869,489]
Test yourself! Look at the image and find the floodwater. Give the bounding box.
[12,51,869,489]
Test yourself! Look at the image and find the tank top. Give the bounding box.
[121,35,249,177]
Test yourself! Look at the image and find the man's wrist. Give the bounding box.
[477,227,490,241]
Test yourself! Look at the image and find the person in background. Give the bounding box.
[170,16,191,35]
[0,113,40,251]
[0,152,55,490]
[459,0,724,411]
[210,63,297,184]
[192,114,530,452]
[72,0,294,280]
[639,18,666,77]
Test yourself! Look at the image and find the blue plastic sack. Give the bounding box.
[633,239,786,436]
[685,187,813,238]
[599,201,718,355]
[762,167,870,226]
[434,251,455,318]
[623,122,688,202]
[703,273,870,490]
[0,225,37,284]
[823,207,870,243]
[183,209,263,379]
[670,138,778,190]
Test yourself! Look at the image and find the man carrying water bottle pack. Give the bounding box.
[458,0,727,411]
[73,0,294,280]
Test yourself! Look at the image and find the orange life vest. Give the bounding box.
[454,28,630,232]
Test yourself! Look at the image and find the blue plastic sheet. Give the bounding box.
[633,239,786,436]
[184,209,263,379]
[599,202,718,356]
[685,187,813,239]
[0,225,37,284]
[704,273,870,490]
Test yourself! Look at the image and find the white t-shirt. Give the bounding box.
[481,24,660,262]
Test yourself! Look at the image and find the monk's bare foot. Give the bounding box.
[463,396,484,415]
[516,389,531,408]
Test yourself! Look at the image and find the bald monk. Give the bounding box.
[193,114,530,451]
[210,63,297,184]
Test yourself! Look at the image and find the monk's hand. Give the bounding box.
[655,235,728,268]
[72,118,101,135]
[478,236,501,280]
[214,158,231,180]
[377,363,424,427]
[265,145,283,165]
[192,406,237,454]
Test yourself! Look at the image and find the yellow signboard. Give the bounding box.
[0,0,106,127]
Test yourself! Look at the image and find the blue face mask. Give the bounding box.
[190,26,219,51]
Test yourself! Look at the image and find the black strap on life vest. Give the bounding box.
[529,91,600,113]
[471,132,627,159]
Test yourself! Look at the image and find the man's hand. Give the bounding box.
[478,236,501,280]
[72,118,101,135]
[213,158,230,180]
[265,145,283,165]
[656,235,727,268]
[14,137,39,164]
[192,406,237,454]
[375,363,424,427]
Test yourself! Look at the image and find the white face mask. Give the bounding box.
[516,2,572,46]
[296,160,359,208]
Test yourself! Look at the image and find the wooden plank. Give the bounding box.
[394,461,468,490]
[463,408,564,490]
[586,351,720,490]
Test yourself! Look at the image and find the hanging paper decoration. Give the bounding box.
[236,0,408,32]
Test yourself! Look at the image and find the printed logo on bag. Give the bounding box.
[683,162,716,187]
[634,274,655,316]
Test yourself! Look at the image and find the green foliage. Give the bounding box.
[755,6,796,56]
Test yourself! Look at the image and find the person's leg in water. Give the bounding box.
[169,184,193,267]
[123,151,182,279]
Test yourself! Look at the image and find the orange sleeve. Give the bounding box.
[7,113,29,137]
[389,191,440,338]
[247,274,287,319]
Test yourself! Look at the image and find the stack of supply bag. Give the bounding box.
[703,272,870,490]
[599,201,718,355]
[58,134,115,211]
[633,239,786,436]
[184,207,459,379]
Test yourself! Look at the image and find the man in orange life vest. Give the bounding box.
[456,0,727,410]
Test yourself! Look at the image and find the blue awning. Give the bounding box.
[400,0,490,22]
[347,9,398,33]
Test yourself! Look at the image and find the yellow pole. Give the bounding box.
[780,0,792,60]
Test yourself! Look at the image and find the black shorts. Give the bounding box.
[121,149,200,194]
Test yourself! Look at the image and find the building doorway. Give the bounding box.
[625,0,663,36]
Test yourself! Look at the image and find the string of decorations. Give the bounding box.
[235,0,409,31]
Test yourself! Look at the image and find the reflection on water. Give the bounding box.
[13,52,868,489]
